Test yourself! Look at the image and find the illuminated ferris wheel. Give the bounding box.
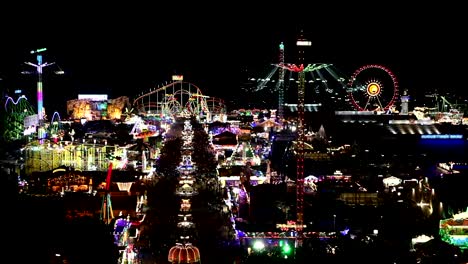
[347,64,399,111]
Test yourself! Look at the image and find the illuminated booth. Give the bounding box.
[439,209,468,250]
[67,94,130,120]
[168,243,200,263]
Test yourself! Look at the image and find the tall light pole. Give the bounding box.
[333,214,336,232]
[25,48,55,122]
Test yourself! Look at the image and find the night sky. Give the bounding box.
[0,5,465,116]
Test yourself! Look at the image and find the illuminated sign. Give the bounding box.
[296,40,312,46]
[276,221,307,231]
[172,75,184,81]
[78,94,108,101]
[24,114,39,127]
[421,134,463,139]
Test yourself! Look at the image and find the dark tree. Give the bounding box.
[156,137,182,177]
[191,129,217,177]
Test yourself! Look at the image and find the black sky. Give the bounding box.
[0,5,466,115]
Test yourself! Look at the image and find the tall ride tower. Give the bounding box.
[25,48,55,121]
[275,33,313,245]
[276,42,286,122]
[295,33,311,242]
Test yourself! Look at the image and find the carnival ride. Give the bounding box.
[413,94,465,124]
[3,95,36,141]
[243,36,403,247]
[246,43,346,113]
[347,64,399,111]
[24,48,61,122]
[49,111,65,140]
[246,64,337,108]
[248,42,400,114]
[3,99,67,144]
[128,115,160,139]
[251,62,400,113]
[133,81,226,121]
[205,97,227,121]
[225,141,261,167]
[288,34,309,244]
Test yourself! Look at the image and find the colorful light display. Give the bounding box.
[25,48,55,121]
[3,95,36,141]
[440,210,468,250]
[347,64,399,111]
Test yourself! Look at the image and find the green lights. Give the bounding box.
[31,48,47,54]
[252,240,265,251]
[248,239,295,260]
[279,42,284,50]
[281,241,292,255]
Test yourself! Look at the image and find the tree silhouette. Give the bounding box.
[191,129,217,177]
[156,137,182,177]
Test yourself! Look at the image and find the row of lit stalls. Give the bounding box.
[168,120,201,263]
[114,182,148,263]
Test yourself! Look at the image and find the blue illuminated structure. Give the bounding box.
[421,134,464,139]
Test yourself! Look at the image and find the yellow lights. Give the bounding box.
[418,201,430,207]
[276,222,307,230]
[172,75,184,81]
[366,82,381,96]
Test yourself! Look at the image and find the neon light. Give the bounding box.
[37,81,43,119]
[50,111,61,124]
[4,95,28,110]
[421,134,463,139]
[31,48,47,54]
